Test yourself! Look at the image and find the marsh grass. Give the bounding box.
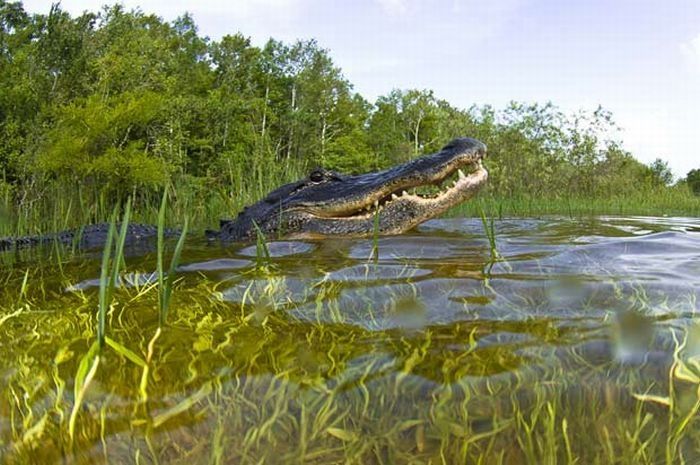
[1,172,698,241]
[478,202,499,262]
[251,221,272,270]
[157,189,189,326]
[455,191,700,219]
[98,199,132,347]
[52,193,192,453]
[369,206,380,263]
[0,162,307,238]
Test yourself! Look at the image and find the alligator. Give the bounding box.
[0,137,487,251]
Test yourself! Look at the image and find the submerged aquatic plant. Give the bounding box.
[633,325,700,465]
[2,216,700,464]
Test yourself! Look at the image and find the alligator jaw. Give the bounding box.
[291,162,488,237]
[333,161,483,216]
[367,161,488,233]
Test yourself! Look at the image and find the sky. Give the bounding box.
[22,0,700,178]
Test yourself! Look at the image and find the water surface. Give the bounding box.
[1,216,699,464]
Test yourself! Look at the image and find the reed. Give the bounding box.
[478,201,499,262]
[252,220,271,269]
[2,172,698,240]
[369,206,380,263]
[156,188,188,327]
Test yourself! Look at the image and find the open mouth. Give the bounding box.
[322,159,485,219]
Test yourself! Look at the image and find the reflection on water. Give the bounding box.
[0,216,699,464]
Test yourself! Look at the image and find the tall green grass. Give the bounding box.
[455,190,700,219]
[478,202,499,261]
[156,188,188,326]
[0,159,307,238]
[1,172,698,240]
[252,221,271,269]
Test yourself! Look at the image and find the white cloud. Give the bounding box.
[681,33,700,72]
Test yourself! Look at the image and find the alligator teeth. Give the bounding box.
[458,169,466,179]
[391,193,398,200]
[402,190,408,196]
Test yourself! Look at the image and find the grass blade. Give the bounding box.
[68,341,100,442]
[105,336,146,368]
[161,217,188,325]
[97,208,118,349]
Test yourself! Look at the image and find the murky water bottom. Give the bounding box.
[1,217,699,464]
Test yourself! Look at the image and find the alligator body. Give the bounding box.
[0,137,487,251]
[0,224,169,251]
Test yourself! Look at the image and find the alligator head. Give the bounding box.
[212,137,488,241]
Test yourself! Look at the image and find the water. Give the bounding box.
[1,216,699,464]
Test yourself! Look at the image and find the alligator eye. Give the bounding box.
[309,170,324,182]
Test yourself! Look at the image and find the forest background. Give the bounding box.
[1,2,699,235]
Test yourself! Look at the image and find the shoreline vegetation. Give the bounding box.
[0,2,698,237]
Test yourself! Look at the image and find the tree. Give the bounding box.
[648,158,674,186]
[0,1,695,232]
[687,169,700,196]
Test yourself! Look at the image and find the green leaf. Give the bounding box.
[327,427,359,442]
[152,381,212,428]
[633,393,672,407]
[68,341,101,441]
[105,336,146,367]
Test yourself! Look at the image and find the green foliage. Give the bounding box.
[0,1,695,234]
[323,131,374,173]
[649,158,674,186]
[687,169,700,196]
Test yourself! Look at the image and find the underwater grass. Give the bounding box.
[1,212,700,463]
[0,293,697,463]
[1,262,698,464]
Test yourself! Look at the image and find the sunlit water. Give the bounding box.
[1,217,699,464]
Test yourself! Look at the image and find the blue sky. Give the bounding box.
[23,0,700,178]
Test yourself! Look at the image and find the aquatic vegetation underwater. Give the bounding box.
[1,216,699,464]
